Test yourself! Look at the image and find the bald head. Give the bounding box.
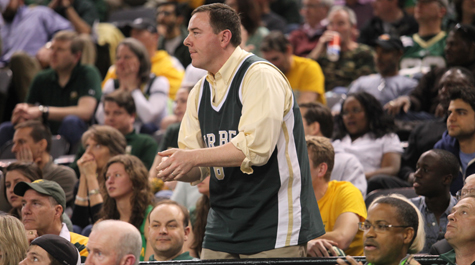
[86,220,142,265]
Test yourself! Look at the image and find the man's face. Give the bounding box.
[414,0,445,22]
[447,99,475,140]
[301,0,328,27]
[364,203,411,265]
[157,4,178,33]
[445,197,475,246]
[85,229,120,265]
[445,31,474,67]
[104,101,134,135]
[11,127,43,160]
[437,70,467,108]
[49,39,77,72]
[327,10,353,44]
[261,49,291,74]
[375,46,401,76]
[130,28,157,52]
[19,245,52,265]
[372,0,396,17]
[148,204,190,260]
[21,190,61,234]
[174,88,189,122]
[184,12,223,73]
[413,150,445,197]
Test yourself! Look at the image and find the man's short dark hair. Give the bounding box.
[449,86,475,113]
[157,2,186,17]
[261,31,290,53]
[431,149,459,184]
[52,30,84,56]
[192,3,241,47]
[14,120,52,153]
[148,200,190,228]
[299,102,334,138]
[104,89,136,115]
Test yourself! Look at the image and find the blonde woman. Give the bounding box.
[0,215,29,265]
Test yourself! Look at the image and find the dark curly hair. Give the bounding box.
[99,155,154,229]
[334,91,396,140]
[190,194,210,258]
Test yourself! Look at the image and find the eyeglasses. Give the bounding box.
[158,10,173,16]
[456,188,475,200]
[358,221,410,232]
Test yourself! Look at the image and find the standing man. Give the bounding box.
[157,3,325,259]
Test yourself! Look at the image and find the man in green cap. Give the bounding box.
[14,179,89,261]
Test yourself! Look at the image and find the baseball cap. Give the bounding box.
[127,18,158,33]
[14,179,66,211]
[416,0,448,8]
[375,34,404,51]
[31,234,81,265]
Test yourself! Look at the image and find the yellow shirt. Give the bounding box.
[102,50,184,100]
[318,180,367,256]
[179,46,294,177]
[286,55,326,105]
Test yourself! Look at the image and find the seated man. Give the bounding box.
[0,30,102,147]
[300,102,367,196]
[71,89,158,176]
[21,234,81,265]
[306,136,367,257]
[261,31,326,104]
[337,194,425,265]
[14,179,89,261]
[307,6,376,91]
[410,149,458,253]
[440,194,475,265]
[86,220,142,265]
[348,35,417,107]
[12,120,77,204]
[147,200,197,261]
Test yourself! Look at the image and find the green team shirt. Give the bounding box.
[400,32,447,77]
[26,64,102,134]
[198,55,325,254]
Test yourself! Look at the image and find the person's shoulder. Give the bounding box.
[293,55,320,69]
[69,232,89,244]
[77,64,101,76]
[25,5,55,16]
[134,132,158,145]
[355,43,375,53]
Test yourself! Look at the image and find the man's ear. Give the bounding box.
[120,254,136,265]
[54,205,63,219]
[220,30,232,48]
[317,162,328,179]
[38,138,48,152]
[442,174,454,186]
[403,227,415,245]
[184,226,191,241]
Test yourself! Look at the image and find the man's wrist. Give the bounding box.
[38,105,49,121]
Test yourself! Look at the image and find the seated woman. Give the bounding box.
[99,154,154,261]
[332,92,404,193]
[0,215,29,265]
[71,125,127,232]
[4,162,42,219]
[96,38,169,134]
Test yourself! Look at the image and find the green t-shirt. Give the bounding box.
[148,251,197,261]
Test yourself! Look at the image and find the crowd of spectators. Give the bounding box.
[1,0,475,263]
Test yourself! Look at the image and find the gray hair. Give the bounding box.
[320,0,335,9]
[92,220,142,265]
[328,5,357,26]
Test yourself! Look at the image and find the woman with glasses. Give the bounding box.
[333,92,403,193]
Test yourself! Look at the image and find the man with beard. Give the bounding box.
[385,24,475,120]
[0,0,72,120]
[347,35,417,107]
[156,2,191,68]
[435,86,475,194]
[410,149,458,253]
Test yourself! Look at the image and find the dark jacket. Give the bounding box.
[434,131,475,195]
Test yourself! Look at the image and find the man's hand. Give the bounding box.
[26,230,38,244]
[336,255,363,265]
[307,238,339,257]
[308,30,340,60]
[11,103,30,124]
[383,96,411,116]
[156,149,197,182]
[16,146,36,163]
